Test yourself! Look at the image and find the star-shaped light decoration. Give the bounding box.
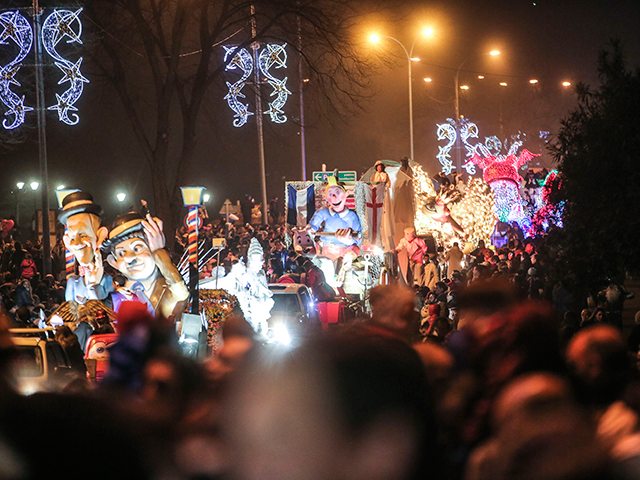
[0,64,21,87]
[0,11,31,46]
[55,58,89,85]
[3,95,34,130]
[48,93,79,124]
[46,9,83,47]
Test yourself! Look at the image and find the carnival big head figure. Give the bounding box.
[308,175,362,284]
[59,191,113,303]
[103,212,189,319]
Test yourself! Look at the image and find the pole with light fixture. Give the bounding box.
[181,186,205,315]
[370,28,434,162]
[55,188,80,279]
[453,50,500,172]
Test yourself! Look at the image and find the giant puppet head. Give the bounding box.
[103,212,158,283]
[325,176,348,214]
[58,191,108,267]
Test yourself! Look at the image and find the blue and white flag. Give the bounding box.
[287,184,315,227]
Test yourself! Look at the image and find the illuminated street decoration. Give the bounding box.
[223,46,254,127]
[42,8,89,125]
[0,11,34,129]
[436,120,456,174]
[530,170,564,235]
[223,43,290,126]
[258,43,291,123]
[459,119,479,174]
[470,142,540,231]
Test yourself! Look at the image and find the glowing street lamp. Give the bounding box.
[529,79,539,84]
[30,182,39,191]
[369,27,435,161]
[562,81,571,87]
[499,82,508,87]
[455,50,501,121]
[116,193,127,203]
[460,85,470,90]
[424,77,432,83]
[16,182,25,190]
[203,193,211,203]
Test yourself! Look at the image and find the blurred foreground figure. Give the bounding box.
[223,334,439,480]
[465,373,613,480]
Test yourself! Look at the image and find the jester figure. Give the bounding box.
[308,175,362,283]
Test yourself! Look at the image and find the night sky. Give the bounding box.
[0,0,638,228]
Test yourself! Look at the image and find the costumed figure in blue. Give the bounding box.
[308,175,362,284]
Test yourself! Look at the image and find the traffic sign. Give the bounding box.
[312,170,357,183]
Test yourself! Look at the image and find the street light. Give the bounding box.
[370,27,434,161]
[453,50,500,173]
[16,182,25,190]
[30,182,39,191]
[203,193,210,203]
[454,50,501,121]
[116,193,127,203]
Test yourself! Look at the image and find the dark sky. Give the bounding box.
[0,0,638,228]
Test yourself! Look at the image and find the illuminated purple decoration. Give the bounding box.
[0,11,34,129]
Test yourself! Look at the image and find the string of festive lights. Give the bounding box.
[223,46,254,127]
[258,43,290,124]
[42,9,89,125]
[0,11,33,130]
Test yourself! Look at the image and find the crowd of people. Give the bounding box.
[2,212,640,480]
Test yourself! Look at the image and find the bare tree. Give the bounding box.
[83,0,382,236]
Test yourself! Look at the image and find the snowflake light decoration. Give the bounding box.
[435,120,456,174]
[0,11,34,129]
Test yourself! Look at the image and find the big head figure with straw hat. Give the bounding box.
[102,212,189,320]
[59,191,114,304]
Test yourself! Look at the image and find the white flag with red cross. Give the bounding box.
[365,183,385,245]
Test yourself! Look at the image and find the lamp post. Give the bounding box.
[15,182,25,227]
[55,188,80,279]
[370,28,433,162]
[181,186,205,315]
[116,192,127,214]
[29,182,39,237]
[453,50,500,172]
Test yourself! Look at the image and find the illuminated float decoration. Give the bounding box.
[529,169,564,236]
[468,141,540,233]
[413,163,496,246]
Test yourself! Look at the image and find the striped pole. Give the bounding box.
[187,206,199,314]
[188,207,198,265]
[64,226,75,279]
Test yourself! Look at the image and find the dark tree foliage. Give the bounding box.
[547,41,640,293]
[82,0,384,239]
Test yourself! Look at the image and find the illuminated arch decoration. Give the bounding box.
[469,142,540,232]
[0,11,34,129]
[223,46,254,127]
[258,43,291,124]
[223,43,290,127]
[43,8,89,125]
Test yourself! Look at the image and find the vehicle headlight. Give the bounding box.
[271,323,291,347]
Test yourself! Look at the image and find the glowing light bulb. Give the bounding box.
[16,182,25,190]
[369,34,380,43]
[490,50,500,56]
[500,82,508,87]
[562,81,571,87]
[116,193,126,202]
[424,77,432,82]
[529,79,538,84]
[478,75,485,79]
[460,85,470,90]
[424,28,433,36]
[30,182,39,191]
